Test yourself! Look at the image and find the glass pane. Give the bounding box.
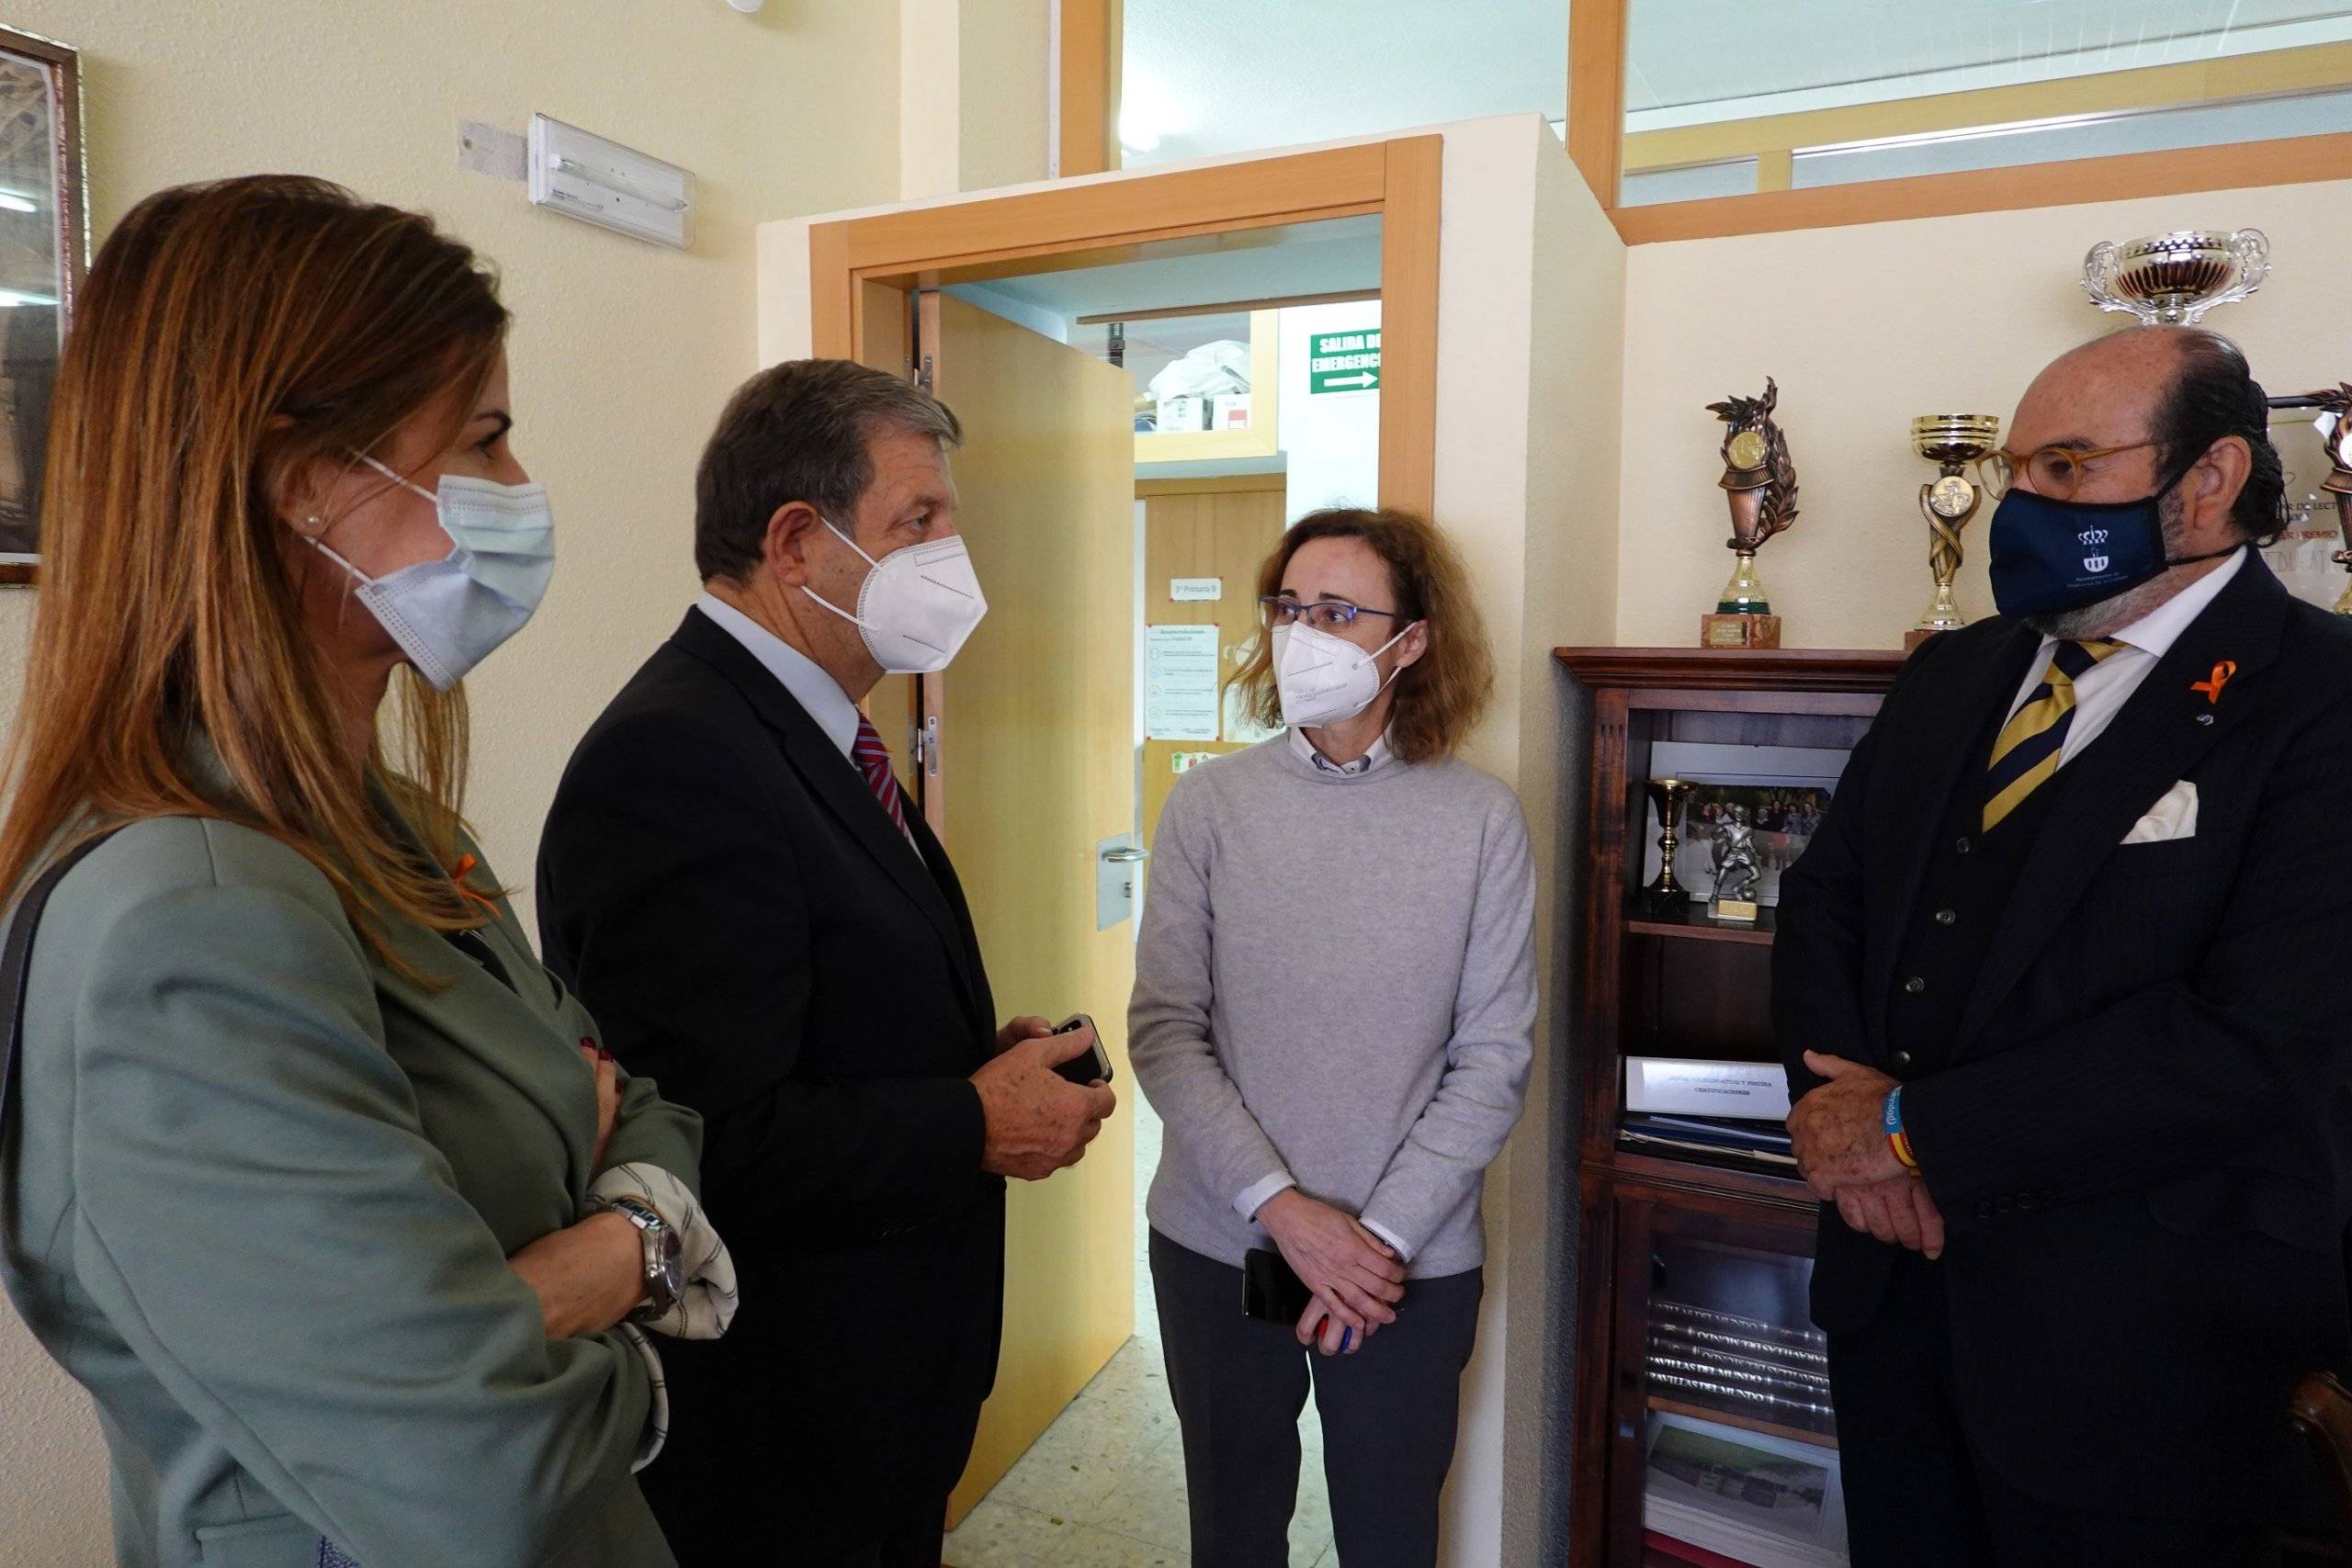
[1647,1237,1834,1439]
[0,49,60,560]
[1119,0,1569,165]
[1623,0,2352,206]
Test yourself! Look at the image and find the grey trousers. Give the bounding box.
[1149,1228,1485,1568]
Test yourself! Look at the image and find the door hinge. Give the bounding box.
[924,714,941,777]
[916,353,935,394]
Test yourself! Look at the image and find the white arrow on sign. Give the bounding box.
[1322,372,1378,389]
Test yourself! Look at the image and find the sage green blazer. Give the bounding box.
[0,808,699,1567]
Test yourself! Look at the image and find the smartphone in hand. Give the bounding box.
[1049,1012,1114,1087]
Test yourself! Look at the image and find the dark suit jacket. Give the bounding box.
[1774,554,2352,1517]
[537,606,1003,1544]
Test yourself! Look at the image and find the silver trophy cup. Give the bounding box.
[2081,229,2269,326]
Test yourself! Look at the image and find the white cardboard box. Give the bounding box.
[1156,393,1212,432]
[1625,1056,1792,1121]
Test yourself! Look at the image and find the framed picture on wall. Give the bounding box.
[0,27,82,587]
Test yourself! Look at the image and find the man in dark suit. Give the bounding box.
[537,358,1117,1566]
[1775,326,2352,1566]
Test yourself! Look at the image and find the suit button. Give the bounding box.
[1893,1049,1914,1068]
[1903,976,1927,995]
[1996,1195,2013,1215]
[2039,1190,2055,1206]
[1976,1200,1995,1221]
[1933,908,1958,926]
[1955,837,1973,855]
[2016,1193,2037,1213]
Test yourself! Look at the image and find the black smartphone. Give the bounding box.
[1049,1012,1114,1087]
[1241,1247,1314,1325]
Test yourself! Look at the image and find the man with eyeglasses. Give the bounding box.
[1773,326,2352,1565]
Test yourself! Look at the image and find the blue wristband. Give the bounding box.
[1882,1085,1905,1137]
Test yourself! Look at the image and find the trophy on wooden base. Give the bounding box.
[1906,414,2000,651]
[2082,229,2269,326]
[1702,378,1800,650]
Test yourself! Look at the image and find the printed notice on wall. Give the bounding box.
[1169,577,1223,602]
[1145,624,1222,741]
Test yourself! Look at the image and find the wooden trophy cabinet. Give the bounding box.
[1555,647,1905,1568]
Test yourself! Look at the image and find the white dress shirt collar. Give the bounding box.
[2101,545,2246,660]
[1290,727,1393,776]
[695,592,862,759]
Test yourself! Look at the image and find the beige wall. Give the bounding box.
[899,0,1052,198]
[0,2,903,1556]
[1618,177,2352,650]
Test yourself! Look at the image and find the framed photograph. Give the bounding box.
[1639,742,1847,908]
[0,28,83,586]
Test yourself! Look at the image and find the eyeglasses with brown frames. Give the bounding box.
[1976,439,2160,502]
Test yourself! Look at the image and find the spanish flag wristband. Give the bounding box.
[1883,1085,1920,1176]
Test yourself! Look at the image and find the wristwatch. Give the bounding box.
[594,1194,685,1321]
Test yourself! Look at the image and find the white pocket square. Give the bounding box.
[2121,779,2198,844]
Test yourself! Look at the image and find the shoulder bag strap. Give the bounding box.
[0,831,123,1135]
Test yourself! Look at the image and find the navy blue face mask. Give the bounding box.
[1986,462,2235,618]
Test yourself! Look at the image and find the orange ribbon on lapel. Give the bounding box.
[2190,660,2237,705]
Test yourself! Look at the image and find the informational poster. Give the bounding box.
[1144,624,1221,741]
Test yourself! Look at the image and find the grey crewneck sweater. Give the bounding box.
[1128,735,1537,1279]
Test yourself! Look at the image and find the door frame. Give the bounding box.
[814,137,1442,830]
[808,136,1441,515]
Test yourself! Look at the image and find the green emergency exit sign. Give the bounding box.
[1307,329,1381,394]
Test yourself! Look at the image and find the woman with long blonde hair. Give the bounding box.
[0,176,724,1566]
[1129,506,1537,1567]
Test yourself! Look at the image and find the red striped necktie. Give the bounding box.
[852,715,910,838]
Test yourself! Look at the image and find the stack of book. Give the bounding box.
[1646,1300,1833,1430]
[1621,1056,1796,1174]
[1619,1112,1796,1169]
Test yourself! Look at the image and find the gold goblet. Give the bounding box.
[1907,414,2000,650]
[1640,777,1695,913]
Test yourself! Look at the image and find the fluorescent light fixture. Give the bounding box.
[0,191,35,214]
[526,114,695,250]
[0,290,57,308]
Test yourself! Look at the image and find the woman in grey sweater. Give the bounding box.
[1129,506,1537,1568]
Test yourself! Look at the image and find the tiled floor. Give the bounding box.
[944,1094,1337,1567]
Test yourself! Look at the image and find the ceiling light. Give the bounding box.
[0,192,35,214]
[0,290,56,307]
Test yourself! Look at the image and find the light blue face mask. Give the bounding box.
[306,454,556,691]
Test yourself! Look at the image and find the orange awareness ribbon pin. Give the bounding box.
[448,852,501,913]
[2190,660,2237,705]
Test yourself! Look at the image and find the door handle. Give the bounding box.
[1102,847,1149,863]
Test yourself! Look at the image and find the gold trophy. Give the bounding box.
[1640,777,1695,913]
[1702,378,1800,649]
[2312,384,2352,615]
[1906,414,2001,650]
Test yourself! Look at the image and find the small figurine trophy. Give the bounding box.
[1702,378,1800,649]
[1640,777,1695,914]
[1706,803,1763,924]
[2313,384,2352,615]
[1906,414,2001,650]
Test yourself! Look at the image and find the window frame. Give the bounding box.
[1571,0,2352,243]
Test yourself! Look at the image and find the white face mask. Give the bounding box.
[1272,620,1418,730]
[305,454,556,692]
[800,515,989,674]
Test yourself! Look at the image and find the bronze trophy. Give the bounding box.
[1906,414,2001,650]
[1702,378,1799,649]
[1640,777,1695,913]
[2313,384,2352,615]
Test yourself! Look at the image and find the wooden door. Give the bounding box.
[922,290,1140,1524]
[1138,476,1289,849]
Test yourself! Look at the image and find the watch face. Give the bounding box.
[1725,429,1769,469]
[1928,474,1976,519]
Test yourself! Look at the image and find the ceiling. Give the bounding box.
[1120,0,2352,160]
